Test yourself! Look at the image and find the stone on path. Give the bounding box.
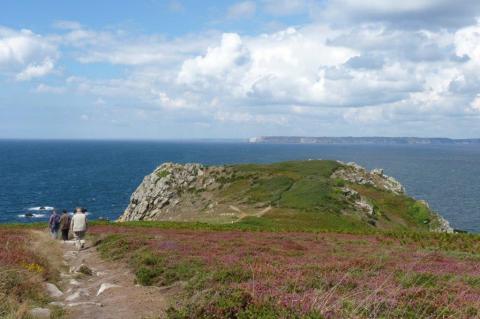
[49,301,65,307]
[45,282,63,298]
[70,279,81,286]
[30,307,51,318]
[97,283,121,296]
[66,288,90,301]
[67,301,103,307]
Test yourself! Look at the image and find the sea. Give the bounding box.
[0,140,479,232]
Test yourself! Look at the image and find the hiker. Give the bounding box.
[48,209,60,239]
[59,209,71,241]
[70,207,88,250]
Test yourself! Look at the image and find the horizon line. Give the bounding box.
[1,135,480,141]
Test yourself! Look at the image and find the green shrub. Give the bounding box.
[156,170,169,178]
[396,272,439,288]
[213,265,252,284]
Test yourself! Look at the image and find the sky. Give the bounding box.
[1,0,480,139]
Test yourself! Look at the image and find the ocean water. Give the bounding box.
[0,140,479,232]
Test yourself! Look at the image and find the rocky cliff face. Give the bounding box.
[332,162,405,194]
[332,161,452,233]
[119,163,232,222]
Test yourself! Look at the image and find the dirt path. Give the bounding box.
[32,231,168,319]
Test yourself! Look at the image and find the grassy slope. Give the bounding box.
[90,223,480,319]
[214,160,436,232]
[0,227,65,318]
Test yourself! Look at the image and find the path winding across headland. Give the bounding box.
[32,230,167,319]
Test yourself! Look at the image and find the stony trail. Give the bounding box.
[32,230,167,319]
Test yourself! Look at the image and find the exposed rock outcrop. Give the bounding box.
[332,161,453,233]
[340,186,374,216]
[119,163,232,221]
[332,161,405,194]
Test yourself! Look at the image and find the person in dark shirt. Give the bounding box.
[48,210,60,239]
[59,209,71,241]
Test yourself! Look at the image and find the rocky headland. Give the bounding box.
[119,160,452,233]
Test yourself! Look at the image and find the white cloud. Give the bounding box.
[455,22,480,63]
[62,26,215,66]
[0,27,58,80]
[16,58,55,81]
[227,1,256,20]
[178,33,250,87]
[468,95,480,113]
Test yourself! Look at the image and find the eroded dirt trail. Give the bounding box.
[32,230,167,319]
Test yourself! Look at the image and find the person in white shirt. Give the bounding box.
[70,207,88,250]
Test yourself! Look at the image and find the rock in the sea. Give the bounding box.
[45,282,63,298]
[30,308,51,318]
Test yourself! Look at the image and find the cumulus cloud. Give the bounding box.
[455,22,480,63]
[178,33,251,88]
[179,26,412,108]
[0,27,58,80]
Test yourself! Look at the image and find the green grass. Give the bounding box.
[156,170,169,178]
[396,272,441,288]
[247,176,294,204]
[233,160,341,179]
[278,178,345,212]
[351,184,434,230]
[218,160,440,231]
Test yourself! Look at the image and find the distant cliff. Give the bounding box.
[249,136,480,145]
[119,160,452,233]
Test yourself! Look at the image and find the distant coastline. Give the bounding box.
[249,136,480,145]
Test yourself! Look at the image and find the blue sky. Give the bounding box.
[2,0,480,139]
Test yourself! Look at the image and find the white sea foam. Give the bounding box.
[28,206,54,211]
[18,213,46,218]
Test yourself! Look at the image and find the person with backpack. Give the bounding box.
[48,209,61,239]
[70,207,88,250]
[59,209,71,241]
